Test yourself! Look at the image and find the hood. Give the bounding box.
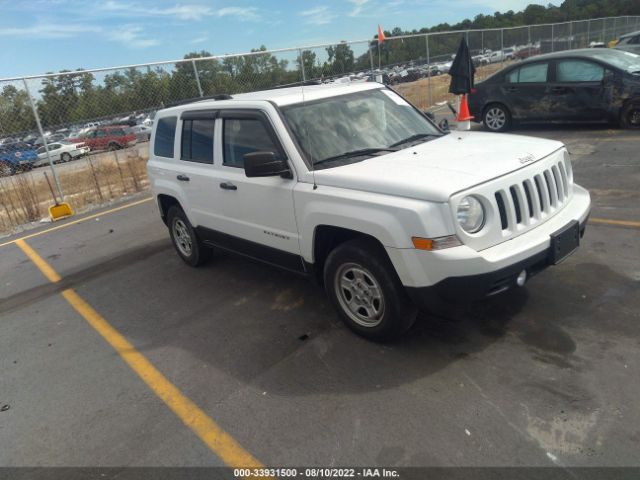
[312,131,564,202]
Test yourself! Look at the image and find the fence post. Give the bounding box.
[22,78,65,202]
[425,34,432,108]
[587,19,591,45]
[192,59,203,97]
[613,17,617,41]
[500,28,504,65]
[569,21,573,50]
[298,49,306,83]
[528,25,531,57]
[551,24,555,52]
[369,45,374,75]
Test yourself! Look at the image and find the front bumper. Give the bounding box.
[385,184,591,306]
[406,220,587,309]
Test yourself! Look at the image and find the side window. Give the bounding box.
[154,116,177,158]
[507,62,548,83]
[556,60,604,82]
[629,35,640,45]
[223,117,280,168]
[96,130,108,138]
[112,128,125,136]
[37,146,45,154]
[181,119,215,164]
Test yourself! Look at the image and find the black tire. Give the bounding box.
[482,103,512,132]
[61,152,72,162]
[166,206,212,267]
[0,161,15,177]
[620,101,640,129]
[108,143,120,151]
[323,238,417,341]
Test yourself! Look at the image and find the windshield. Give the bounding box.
[281,88,441,168]
[590,49,640,72]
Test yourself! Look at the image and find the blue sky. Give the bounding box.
[0,0,550,78]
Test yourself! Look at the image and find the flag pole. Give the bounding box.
[377,41,381,70]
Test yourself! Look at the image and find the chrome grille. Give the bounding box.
[495,160,572,232]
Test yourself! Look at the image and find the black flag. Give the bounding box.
[448,36,476,95]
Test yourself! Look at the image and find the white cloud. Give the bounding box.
[348,0,370,16]
[106,24,159,48]
[0,23,100,38]
[300,6,335,25]
[99,1,259,21]
[189,35,208,44]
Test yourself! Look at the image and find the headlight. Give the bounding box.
[457,196,485,233]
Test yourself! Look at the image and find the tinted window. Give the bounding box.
[181,119,215,164]
[507,62,548,83]
[154,116,177,158]
[557,60,604,82]
[112,129,125,136]
[96,130,108,138]
[223,118,279,168]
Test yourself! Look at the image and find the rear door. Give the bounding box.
[549,58,608,121]
[172,110,223,229]
[500,61,552,120]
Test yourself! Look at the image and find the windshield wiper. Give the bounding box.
[314,147,398,166]
[389,133,439,148]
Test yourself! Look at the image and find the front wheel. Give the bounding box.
[324,238,417,341]
[0,161,15,177]
[167,206,212,267]
[483,103,512,132]
[61,152,72,162]
[620,102,640,129]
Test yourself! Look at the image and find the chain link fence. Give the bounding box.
[0,15,639,233]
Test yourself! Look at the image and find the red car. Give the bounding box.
[68,126,137,151]
[514,46,541,60]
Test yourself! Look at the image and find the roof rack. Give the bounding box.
[167,93,233,108]
[273,80,323,89]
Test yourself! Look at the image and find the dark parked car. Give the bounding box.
[0,142,38,176]
[468,48,640,132]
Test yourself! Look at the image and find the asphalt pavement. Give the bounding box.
[0,125,639,471]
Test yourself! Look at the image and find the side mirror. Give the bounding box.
[244,151,291,178]
[438,118,450,132]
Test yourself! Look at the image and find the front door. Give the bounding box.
[500,61,552,120]
[210,109,301,271]
[549,59,608,121]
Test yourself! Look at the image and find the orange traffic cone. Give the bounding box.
[456,94,474,131]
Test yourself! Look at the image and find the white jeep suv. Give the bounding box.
[147,83,591,340]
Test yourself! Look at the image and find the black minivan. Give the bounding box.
[468,48,640,132]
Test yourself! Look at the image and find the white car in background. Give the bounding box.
[34,141,90,166]
[131,124,153,142]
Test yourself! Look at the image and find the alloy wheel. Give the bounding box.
[334,262,385,328]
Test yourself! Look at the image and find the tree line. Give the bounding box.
[0,0,637,136]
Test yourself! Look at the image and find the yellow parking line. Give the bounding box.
[15,239,62,283]
[0,196,153,249]
[14,238,264,470]
[589,217,640,228]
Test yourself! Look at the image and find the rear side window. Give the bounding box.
[154,116,177,158]
[556,60,604,82]
[223,118,280,168]
[506,63,548,83]
[181,119,215,164]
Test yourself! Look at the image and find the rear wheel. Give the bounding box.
[108,143,121,151]
[324,238,417,341]
[167,206,212,267]
[620,101,640,129]
[483,103,512,132]
[60,152,72,162]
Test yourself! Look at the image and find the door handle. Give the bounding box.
[505,87,518,92]
[220,182,237,191]
[177,174,190,182]
[551,87,566,93]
